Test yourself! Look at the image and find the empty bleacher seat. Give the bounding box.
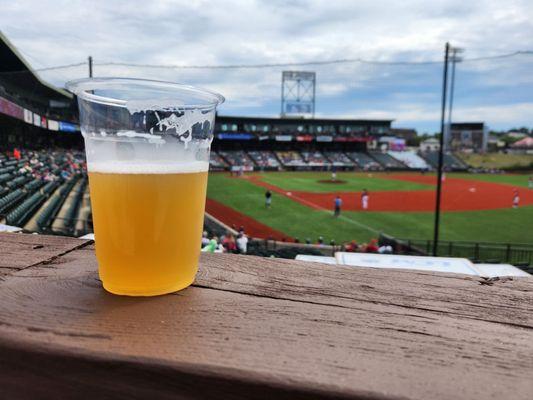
[387,151,429,169]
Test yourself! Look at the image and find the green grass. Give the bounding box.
[259,171,431,192]
[458,153,533,169]
[452,172,532,188]
[207,172,533,245]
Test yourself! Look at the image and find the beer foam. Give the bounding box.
[88,160,209,174]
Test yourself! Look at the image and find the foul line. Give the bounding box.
[283,191,381,236]
[243,175,381,236]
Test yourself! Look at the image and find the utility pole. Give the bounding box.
[433,42,450,257]
[88,56,93,78]
[445,47,464,150]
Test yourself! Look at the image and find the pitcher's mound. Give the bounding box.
[317,179,347,184]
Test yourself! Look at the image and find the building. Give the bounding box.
[390,128,417,142]
[419,138,440,152]
[449,122,488,153]
[213,115,392,153]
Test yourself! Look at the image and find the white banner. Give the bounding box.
[23,109,33,124]
[47,119,59,131]
[33,112,41,127]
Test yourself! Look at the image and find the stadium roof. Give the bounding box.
[217,115,394,124]
[0,30,72,101]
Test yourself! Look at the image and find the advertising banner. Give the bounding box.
[23,109,33,124]
[316,135,333,142]
[296,135,313,142]
[59,121,78,132]
[47,120,59,131]
[275,135,293,142]
[33,112,41,127]
[217,133,253,140]
[0,96,24,120]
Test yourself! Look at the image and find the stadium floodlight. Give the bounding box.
[444,46,465,150]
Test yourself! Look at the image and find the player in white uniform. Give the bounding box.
[513,189,520,209]
[361,189,369,210]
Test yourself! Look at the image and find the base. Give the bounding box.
[102,276,195,297]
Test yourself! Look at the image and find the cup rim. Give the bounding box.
[65,77,225,110]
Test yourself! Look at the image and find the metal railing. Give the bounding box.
[388,236,533,267]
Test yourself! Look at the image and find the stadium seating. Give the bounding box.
[218,150,255,168]
[5,191,47,227]
[369,153,406,169]
[346,152,383,170]
[324,152,355,167]
[37,177,78,232]
[0,150,89,233]
[301,151,329,167]
[209,151,228,169]
[275,151,307,167]
[0,189,26,214]
[387,151,430,169]
[421,152,469,171]
[247,151,281,168]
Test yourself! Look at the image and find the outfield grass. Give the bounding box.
[207,172,533,245]
[458,153,533,169]
[452,172,532,188]
[259,171,431,192]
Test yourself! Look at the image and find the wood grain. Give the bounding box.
[0,234,532,400]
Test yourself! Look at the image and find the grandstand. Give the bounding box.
[301,151,329,167]
[275,151,307,168]
[209,152,228,170]
[247,150,281,169]
[346,152,383,170]
[388,151,430,170]
[369,152,407,170]
[324,151,356,168]
[421,151,469,171]
[218,150,255,169]
[0,149,90,236]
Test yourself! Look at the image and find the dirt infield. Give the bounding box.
[246,174,533,212]
[205,198,292,240]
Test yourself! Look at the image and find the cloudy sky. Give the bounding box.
[1,0,532,133]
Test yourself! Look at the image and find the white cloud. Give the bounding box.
[0,0,532,131]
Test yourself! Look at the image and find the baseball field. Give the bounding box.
[206,171,533,245]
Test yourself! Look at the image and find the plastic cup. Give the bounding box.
[66,78,224,296]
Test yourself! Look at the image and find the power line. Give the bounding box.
[92,51,533,70]
[0,50,531,75]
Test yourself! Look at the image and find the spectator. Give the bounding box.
[334,196,342,217]
[317,236,324,245]
[222,233,238,253]
[201,231,210,247]
[236,233,249,254]
[202,238,218,253]
[365,239,379,253]
[378,245,393,254]
[345,240,358,252]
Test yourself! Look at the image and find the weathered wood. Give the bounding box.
[0,233,532,400]
[0,232,87,276]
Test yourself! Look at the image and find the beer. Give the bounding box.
[88,161,208,296]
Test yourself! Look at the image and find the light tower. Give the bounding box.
[444,46,464,150]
